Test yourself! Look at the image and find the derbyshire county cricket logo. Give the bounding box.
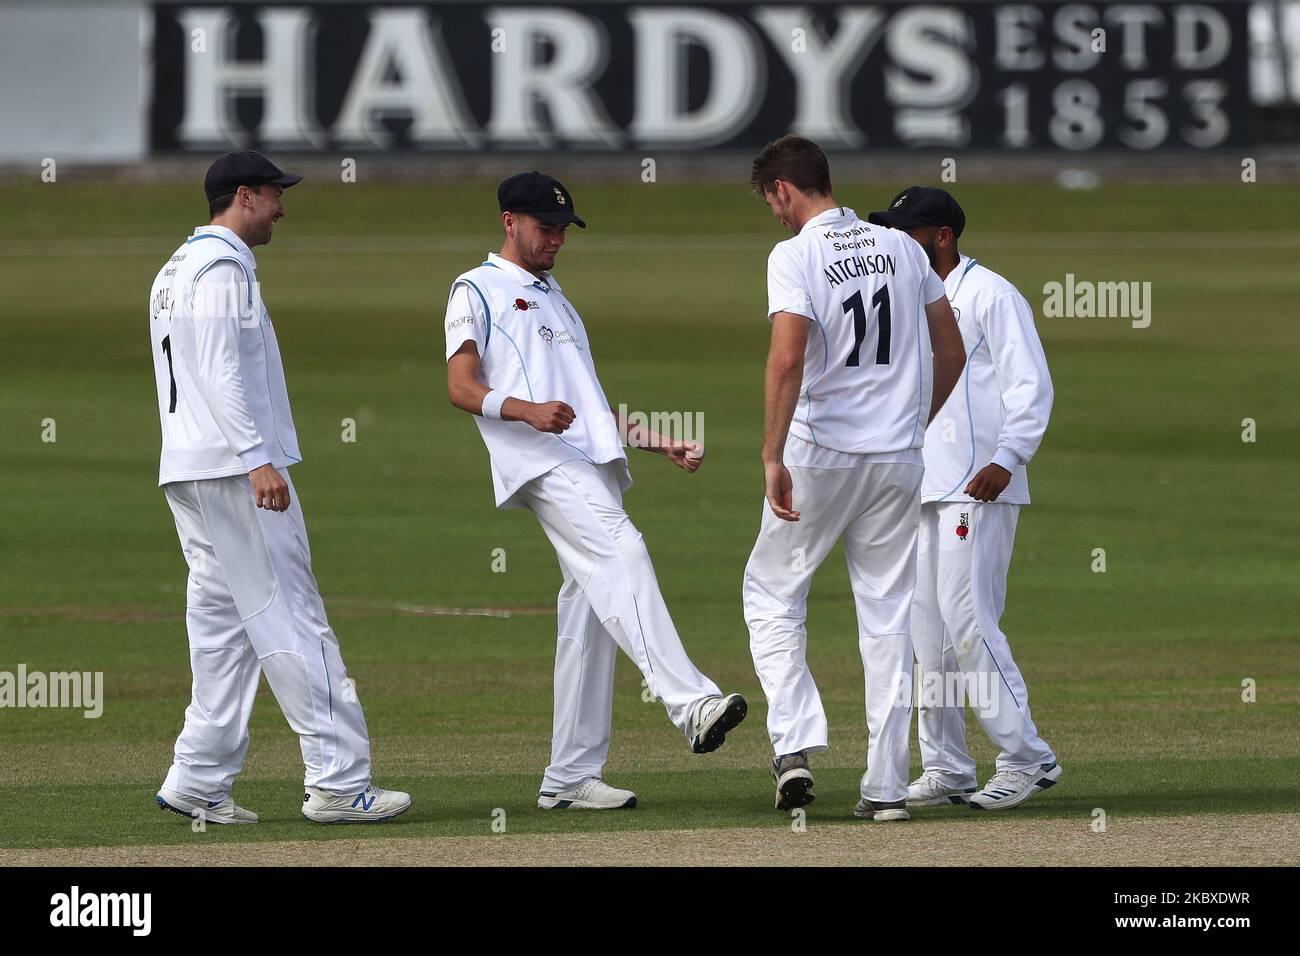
[956,512,970,540]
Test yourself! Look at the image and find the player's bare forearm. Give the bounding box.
[447,343,573,433]
[614,406,650,451]
[612,407,703,472]
[762,362,801,463]
[614,406,669,453]
[762,312,808,464]
[760,317,805,521]
[925,296,965,423]
[760,355,803,521]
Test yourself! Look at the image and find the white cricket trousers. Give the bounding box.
[912,501,1055,785]
[161,468,372,802]
[514,460,722,794]
[744,460,923,804]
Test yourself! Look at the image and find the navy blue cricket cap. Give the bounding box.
[868,186,965,239]
[204,150,302,203]
[498,172,586,228]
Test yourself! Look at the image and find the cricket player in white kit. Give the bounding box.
[148,151,410,824]
[444,172,747,810]
[868,186,1061,810]
[742,138,966,820]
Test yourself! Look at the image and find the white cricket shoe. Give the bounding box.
[302,784,412,823]
[852,798,910,822]
[156,787,259,825]
[688,693,747,754]
[537,778,637,810]
[907,772,977,807]
[970,761,1062,810]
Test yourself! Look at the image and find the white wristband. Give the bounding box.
[480,389,509,420]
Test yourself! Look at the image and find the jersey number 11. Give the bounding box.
[843,286,891,367]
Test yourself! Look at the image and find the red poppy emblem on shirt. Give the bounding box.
[515,298,529,311]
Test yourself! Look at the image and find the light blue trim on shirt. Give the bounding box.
[800,315,830,445]
[453,278,493,354]
[555,436,597,463]
[908,297,926,447]
[956,257,978,290]
[186,232,242,254]
[937,333,987,501]
[191,255,254,309]
[492,324,533,401]
[481,258,551,295]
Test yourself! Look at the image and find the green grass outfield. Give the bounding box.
[1,177,1297,853]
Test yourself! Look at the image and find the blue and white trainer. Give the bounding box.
[970,762,1062,810]
[907,772,977,807]
[156,787,258,824]
[537,778,637,810]
[302,784,412,823]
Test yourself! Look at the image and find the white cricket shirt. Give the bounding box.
[445,252,630,508]
[148,225,301,486]
[767,206,946,459]
[921,255,1053,505]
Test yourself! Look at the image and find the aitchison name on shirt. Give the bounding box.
[824,252,897,289]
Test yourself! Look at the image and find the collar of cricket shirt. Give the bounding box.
[799,206,857,234]
[484,251,563,294]
[188,224,257,269]
[946,254,978,300]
